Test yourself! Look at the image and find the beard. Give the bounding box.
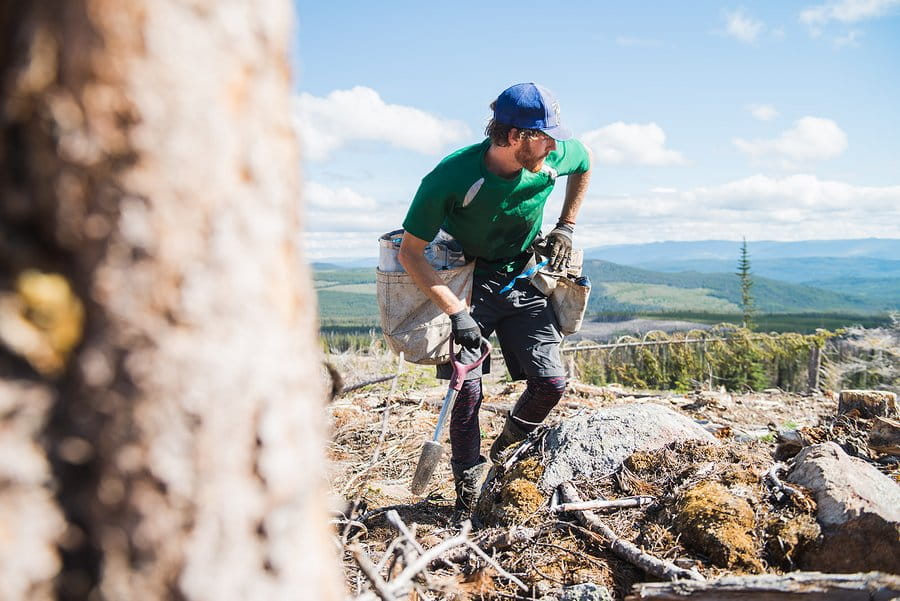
[515,141,550,173]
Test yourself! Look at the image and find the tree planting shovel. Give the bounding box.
[410,337,492,495]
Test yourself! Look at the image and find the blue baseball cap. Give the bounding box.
[493,82,573,141]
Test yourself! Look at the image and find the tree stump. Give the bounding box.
[837,390,897,419]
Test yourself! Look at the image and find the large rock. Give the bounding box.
[786,442,900,574]
[539,403,715,491]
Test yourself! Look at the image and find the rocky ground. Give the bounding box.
[326,353,899,601]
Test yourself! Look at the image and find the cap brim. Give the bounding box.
[542,124,573,141]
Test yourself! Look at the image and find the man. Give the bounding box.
[398,82,592,519]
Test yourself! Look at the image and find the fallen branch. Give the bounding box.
[626,570,900,600]
[558,482,703,582]
[341,374,397,395]
[551,495,656,514]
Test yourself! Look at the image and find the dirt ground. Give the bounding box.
[326,353,893,600]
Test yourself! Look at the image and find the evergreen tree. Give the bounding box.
[737,238,756,330]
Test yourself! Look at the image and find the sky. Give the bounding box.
[291,0,900,261]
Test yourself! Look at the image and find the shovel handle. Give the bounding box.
[448,337,492,391]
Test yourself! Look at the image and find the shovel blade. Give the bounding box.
[410,440,444,495]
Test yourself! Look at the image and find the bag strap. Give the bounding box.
[498,258,548,294]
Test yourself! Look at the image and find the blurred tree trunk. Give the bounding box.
[0,1,340,600]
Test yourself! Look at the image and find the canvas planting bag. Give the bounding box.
[376,230,474,365]
[528,249,591,336]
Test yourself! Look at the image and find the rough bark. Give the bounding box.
[0,1,340,600]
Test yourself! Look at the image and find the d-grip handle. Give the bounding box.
[448,337,492,391]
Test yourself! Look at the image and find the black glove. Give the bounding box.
[546,221,574,271]
[449,309,481,350]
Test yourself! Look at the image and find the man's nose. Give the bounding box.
[547,138,557,151]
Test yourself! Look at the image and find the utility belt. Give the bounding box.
[457,245,591,337]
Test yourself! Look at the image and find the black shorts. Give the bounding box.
[437,266,565,381]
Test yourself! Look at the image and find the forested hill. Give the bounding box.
[581,260,888,314]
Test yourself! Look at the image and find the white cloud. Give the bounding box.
[800,0,900,25]
[293,86,470,161]
[302,174,900,258]
[581,122,687,166]
[573,174,900,246]
[304,181,377,210]
[724,8,765,43]
[733,117,847,164]
[302,181,401,234]
[748,104,779,121]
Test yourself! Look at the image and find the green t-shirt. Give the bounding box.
[402,138,591,273]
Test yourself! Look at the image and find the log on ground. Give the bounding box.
[627,571,900,600]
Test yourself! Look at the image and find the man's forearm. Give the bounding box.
[398,236,467,315]
[559,168,591,225]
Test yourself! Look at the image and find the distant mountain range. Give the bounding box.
[582,238,900,312]
[581,260,893,314]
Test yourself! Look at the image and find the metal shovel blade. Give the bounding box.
[410,440,444,495]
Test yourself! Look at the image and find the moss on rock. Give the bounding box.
[674,481,763,573]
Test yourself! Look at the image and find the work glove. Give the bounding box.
[546,221,574,272]
[449,309,481,350]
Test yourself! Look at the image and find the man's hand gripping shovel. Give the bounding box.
[410,337,491,495]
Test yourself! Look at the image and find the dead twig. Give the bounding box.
[463,540,528,591]
[382,521,474,596]
[503,426,548,469]
[764,462,814,511]
[375,537,403,573]
[350,544,398,601]
[551,495,656,514]
[434,526,541,566]
[558,482,704,582]
[385,509,426,555]
[332,517,369,540]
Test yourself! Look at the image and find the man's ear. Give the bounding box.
[507,128,520,147]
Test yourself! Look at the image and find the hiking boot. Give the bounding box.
[489,415,530,463]
[451,456,489,524]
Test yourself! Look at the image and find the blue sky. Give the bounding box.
[292,1,900,260]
